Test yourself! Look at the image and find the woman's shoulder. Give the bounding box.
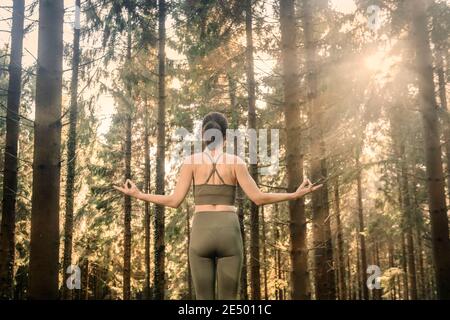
[182,152,206,165]
[182,153,197,165]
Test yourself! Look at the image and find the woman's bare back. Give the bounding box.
[190,151,239,212]
[191,151,238,186]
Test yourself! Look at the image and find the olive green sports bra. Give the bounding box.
[193,152,237,206]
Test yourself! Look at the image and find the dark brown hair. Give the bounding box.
[202,112,228,147]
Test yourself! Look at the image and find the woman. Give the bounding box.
[114,112,322,300]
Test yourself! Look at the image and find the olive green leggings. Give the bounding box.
[189,211,243,300]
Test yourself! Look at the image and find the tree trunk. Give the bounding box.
[0,0,24,300]
[29,0,64,300]
[303,0,334,300]
[62,0,81,300]
[154,0,167,300]
[434,47,450,203]
[186,204,192,299]
[346,251,352,300]
[395,168,409,300]
[355,231,361,299]
[405,222,417,300]
[122,18,133,300]
[411,0,450,299]
[279,0,309,300]
[228,73,248,300]
[388,240,396,300]
[244,0,261,300]
[416,228,426,299]
[374,241,383,299]
[355,157,368,300]
[388,93,418,300]
[81,259,89,300]
[261,206,269,299]
[228,74,248,300]
[238,196,248,299]
[399,144,418,299]
[144,97,151,299]
[274,212,284,300]
[400,233,409,299]
[333,181,347,300]
[411,168,426,299]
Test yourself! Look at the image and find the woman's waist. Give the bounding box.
[194,204,237,214]
[192,207,240,229]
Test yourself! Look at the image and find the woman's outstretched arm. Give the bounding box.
[235,156,322,206]
[114,158,193,208]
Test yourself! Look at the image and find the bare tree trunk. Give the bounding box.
[81,259,89,300]
[303,0,334,300]
[416,228,426,299]
[122,18,133,300]
[186,204,192,299]
[395,274,402,300]
[244,0,261,300]
[261,206,269,299]
[334,244,340,300]
[395,169,409,300]
[228,73,248,300]
[274,214,284,300]
[399,144,418,299]
[29,0,64,300]
[356,155,368,300]
[334,181,346,300]
[154,0,167,300]
[389,98,418,300]
[434,46,450,203]
[405,227,417,299]
[279,0,309,300]
[374,241,383,299]
[411,168,426,299]
[0,0,24,300]
[346,252,352,300]
[400,233,409,299]
[355,232,361,299]
[144,97,151,299]
[411,0,450,299]
[388,240,396,300]
[62,0,81,300]
[429,266,436,299]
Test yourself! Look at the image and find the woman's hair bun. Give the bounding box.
[202,112,228,147]
[202,120,221,131]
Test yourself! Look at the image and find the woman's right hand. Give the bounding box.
[114,179,141,198]
[295,178,323,198]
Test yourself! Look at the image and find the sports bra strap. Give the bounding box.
[203,151,226,184]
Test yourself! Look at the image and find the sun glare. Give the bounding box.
[363,49,402,84]
[364,51,385,71]
[330,0,357,14]
[170,78,181,90]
